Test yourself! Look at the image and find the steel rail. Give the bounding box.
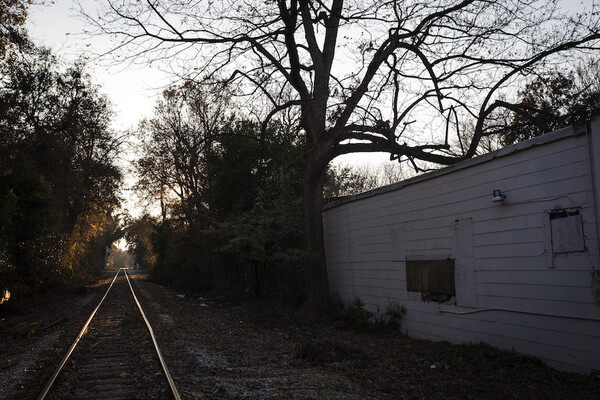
[124,270,182,400]
[37,269,181,400]
[37,268,123,400]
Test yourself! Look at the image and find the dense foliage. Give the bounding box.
[128,60,600,302]
[89,0,600,305]
[324,162,406,199]
[0,0,30,64]
[127,82,305,302]
[0,45,122,305]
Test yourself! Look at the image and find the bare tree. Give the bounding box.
[84,0,600,304]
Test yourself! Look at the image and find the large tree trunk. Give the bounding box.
[303,158,330,306]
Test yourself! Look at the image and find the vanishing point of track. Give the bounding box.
[37,269,181,400]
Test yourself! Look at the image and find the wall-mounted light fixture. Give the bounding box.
[492,189,505,202]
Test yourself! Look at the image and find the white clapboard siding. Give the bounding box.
[323,121,600,373]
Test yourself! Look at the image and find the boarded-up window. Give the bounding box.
[406,259,455,296]
[550,209,585,254]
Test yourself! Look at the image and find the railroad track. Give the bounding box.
[38,269,181,400]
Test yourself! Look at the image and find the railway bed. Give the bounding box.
[37,269,180,400]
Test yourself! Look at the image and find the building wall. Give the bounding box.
[323,120,600,373]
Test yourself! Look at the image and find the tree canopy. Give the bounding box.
[87,0,600,304]
[90,0,600,161]
[500,60,600,145]
[131,81,306,298]
[0,45,123,303]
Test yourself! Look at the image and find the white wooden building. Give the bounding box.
[323,118,600,373]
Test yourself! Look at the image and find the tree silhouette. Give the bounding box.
[87,0,600,304]
[500,60,600,145]
[0,46,123,295]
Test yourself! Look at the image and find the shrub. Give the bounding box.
[381,302,406,331]
[337,296,406,332]
[338,297,374,331]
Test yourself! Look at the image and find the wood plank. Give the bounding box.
[406,259,455,295]
[343,167,591,227]
[341,155,589,220]
[339,142,589,214]
[477,283,594,303]
[476,270,592,287]
[474,242,546,259]
[477,295,600,320]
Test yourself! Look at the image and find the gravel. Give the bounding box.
[2,274,598,399]
[134,278,600,400]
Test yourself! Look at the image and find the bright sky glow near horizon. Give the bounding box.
[27,1,171,131]
[27,1,175,217]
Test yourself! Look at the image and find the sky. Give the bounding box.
[26,0,595,128]
[26,1,173,218]
[24,0,598,187]
[24,0,396,203]
[27,1,170,131]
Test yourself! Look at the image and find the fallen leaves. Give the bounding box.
[138,281,600,400]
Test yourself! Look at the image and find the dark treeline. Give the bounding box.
[3,47,598,309]
[0,45,122,305]
[125,81,307,303]
[125,61,600,303]
[3,0,598,309]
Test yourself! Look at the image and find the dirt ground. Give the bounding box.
[1,274,599,399]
